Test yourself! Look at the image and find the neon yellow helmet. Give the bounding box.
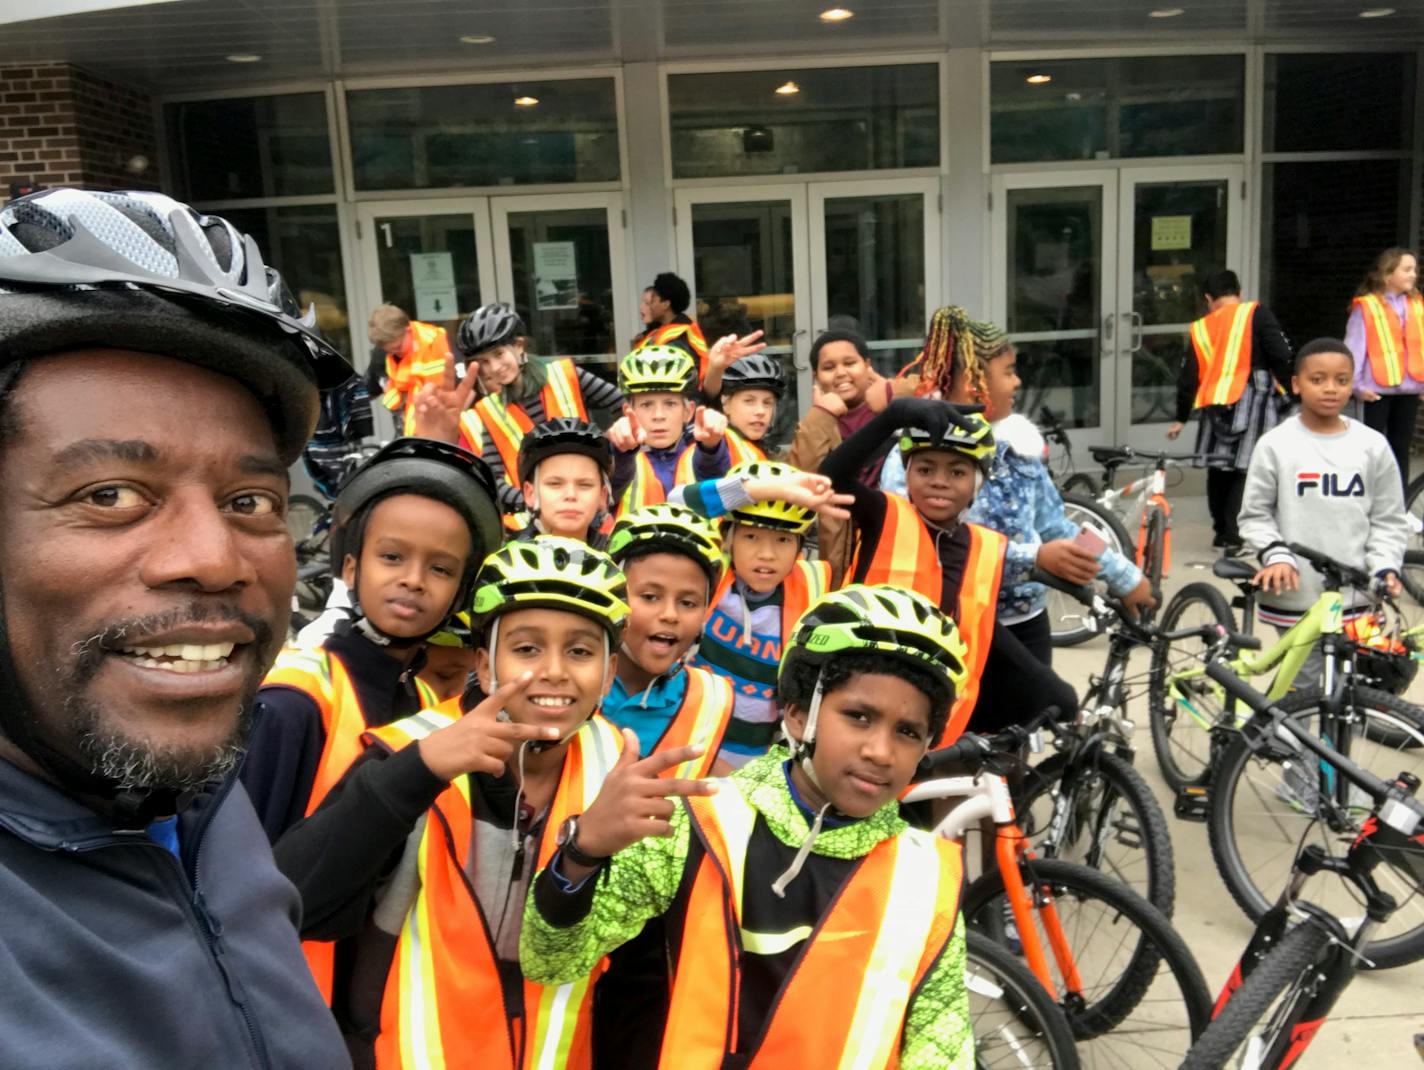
[608,503,725,590]
[470,536,629,641]
[725,460,816,536]
[618,346,697,396]
[426,610,476,649]
[899,410,996,474]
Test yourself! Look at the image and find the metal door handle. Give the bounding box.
[1102,313,1115,348]
[1125,311,1143,354]
[790,328,810,371]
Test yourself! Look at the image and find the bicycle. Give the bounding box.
[964,930,1082,1069]
[1149,543,1424,966]
[1179,664,1424,1068]
[1038,405,1097,499]
[906,725,1213,1067]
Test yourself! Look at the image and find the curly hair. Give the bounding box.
[905,306,1010,403]
[1357,247,1419,298]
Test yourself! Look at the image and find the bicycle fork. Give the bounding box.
[997,825,1087,1001]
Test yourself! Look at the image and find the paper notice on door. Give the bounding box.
[533,241,578,310]
[410,252,458,321]
[1151,215,1192,251]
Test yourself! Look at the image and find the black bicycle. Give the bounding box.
[1181,663,1424,1068]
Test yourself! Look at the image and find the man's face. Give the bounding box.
[640,288,670,328]
[524,452,605,540]
[0,349,295,791]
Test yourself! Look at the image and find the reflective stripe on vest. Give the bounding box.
[384,321,453,422]
[673,427,766,484]
[943,524,1006,747]
[261,647,436,1000]
[458,409,486,454]
[616,451,668,518]
[660,786,962,1069]
[1190,301,1258,409]
[707,559,830,644]
[850,492,939,599]
[636,321,711,384]
[367,712,624,1070]
[650,666,733,779]
[1355,293,1424,387]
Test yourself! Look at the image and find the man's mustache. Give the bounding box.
[71,603,274,677]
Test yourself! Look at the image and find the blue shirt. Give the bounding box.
[145,815,180,859]
[602,669,690,756]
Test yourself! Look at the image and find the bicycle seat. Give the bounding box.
[1089,445,1136,466]
[1213,558,1257,584]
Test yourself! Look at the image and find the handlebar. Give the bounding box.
[1286,542,1374,592]
[913,706,1062,782]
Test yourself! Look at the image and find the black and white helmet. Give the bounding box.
[458,302,526,358]
[0,188,349,462]
[719,353,786,398]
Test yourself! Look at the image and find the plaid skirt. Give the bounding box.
[1193,368,1291,472]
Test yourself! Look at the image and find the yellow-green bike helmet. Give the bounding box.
[470,536,629,642]
[426,610,476,649]
[618,346,697,396]
[608,503,725,590]
[725,460,816,536]
[899,409,996,474]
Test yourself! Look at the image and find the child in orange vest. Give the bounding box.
[369,303,455,436]
[522,585,975,1070]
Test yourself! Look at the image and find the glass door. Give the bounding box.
[1116,166,1244,447]
[674,186,811,447]
[810,177,941,379]
[992,172,1118,451]
[490,192,632,384]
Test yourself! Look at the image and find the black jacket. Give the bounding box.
[0,755,350,1069]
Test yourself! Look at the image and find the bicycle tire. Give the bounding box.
[965,930,1083,1070]
[1405,471,1424,542]
[1146,582,1239,791]
[1208,686,1424,969]
[1017,749,1176,917]
[963,857,1212,1064]
[1401,547,1424,608]
[1139,508,1167,619]
[1180,922,1332,1070]
[1049,493,1135,648]
[1062,473,1100,499]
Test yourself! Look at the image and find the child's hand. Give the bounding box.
[692,405,727,448]
[1121,577,1158,619]
[1253,562,1300,595]
[1165,422,1185,440]
[745,471,854,521]
[416,673,558,781]
[1360,389,1381,403]
[1382,570,1403,598]
[708,330,767,370]
[607,407,646,452]
[572,730,719,861]
[1038,539,1100,586]
[410,360,480,443]
[811,381,847,417]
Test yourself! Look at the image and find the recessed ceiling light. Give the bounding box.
[1026,73,1052,85]
[1359,7,1395,16]
[514,95,539,107]
[458,33,496,44]
[819,7,854,21]
[775,81,800,95]
[1149,7,1186,17]
[225,53,262,63]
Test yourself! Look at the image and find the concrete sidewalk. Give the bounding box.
[1050,493,1424,1066]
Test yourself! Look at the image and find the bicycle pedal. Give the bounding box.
[1174,786,1211,822]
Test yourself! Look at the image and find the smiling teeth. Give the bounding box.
[119,642,235,670]
[530,696,574,708]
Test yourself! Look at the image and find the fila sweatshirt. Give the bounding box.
[1238,414,1408,617]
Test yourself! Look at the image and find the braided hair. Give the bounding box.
[906,306,1010,404]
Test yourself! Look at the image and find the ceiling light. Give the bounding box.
[1359,7,1395,16]
[514,95,539,107]
[225,53,262,63]
[1149,7,1185,16]
[1026,73,1052,85]
[775,81,800,95]
[458,33,496,44]
[819,7,854,21]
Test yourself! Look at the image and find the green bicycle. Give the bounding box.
[1147,543,1424,968]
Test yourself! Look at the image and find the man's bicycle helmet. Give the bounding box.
[719,354,785,398]
[618,346,696,396]
[458,302,526,358]
[0,188,349,463]
[899,409,997,475]
[517,418,614,485]
[726,460,816,535]
[608,503,725,591]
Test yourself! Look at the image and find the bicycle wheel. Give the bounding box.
[1049,493,1135,648]
[1146,582,1239,791]
[1180,922,1333,1070]
[966,930,1083,1070]
[1138,508,1167,618]
[964,857,1212,1066]
[1401,548,1424,608]
[1062,473,1100,499]
[1208,686,1424,969]
[1017,749,1176,916]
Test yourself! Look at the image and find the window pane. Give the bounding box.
[505,207,618,372]
[368,213,485,343]
[1265,53,1414,153]
[166,94,332,201]
[1262,160,1413,348]
[667,65,939,179]
[991,56,1243,163]
[346,80,618,191]
[222,205,350,358]
[821,193,926,343]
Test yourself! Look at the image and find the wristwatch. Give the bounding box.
[556,815,608,868]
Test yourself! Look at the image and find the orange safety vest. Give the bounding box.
[1354,292,1424,388]
[643,665,735,779]
[261,646,439,1000]
[457,408,485,454]
[635,319,711,385]
[673,427,766,485]
[615,451,668,518]
[1190,301,1258,409]
[660,785,963,1069]
[364,709,625,1070]
[708,559,830,644]
[382,321,454,435]
[850,493,1005,746]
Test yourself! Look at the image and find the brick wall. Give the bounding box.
[0,62,159,195]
